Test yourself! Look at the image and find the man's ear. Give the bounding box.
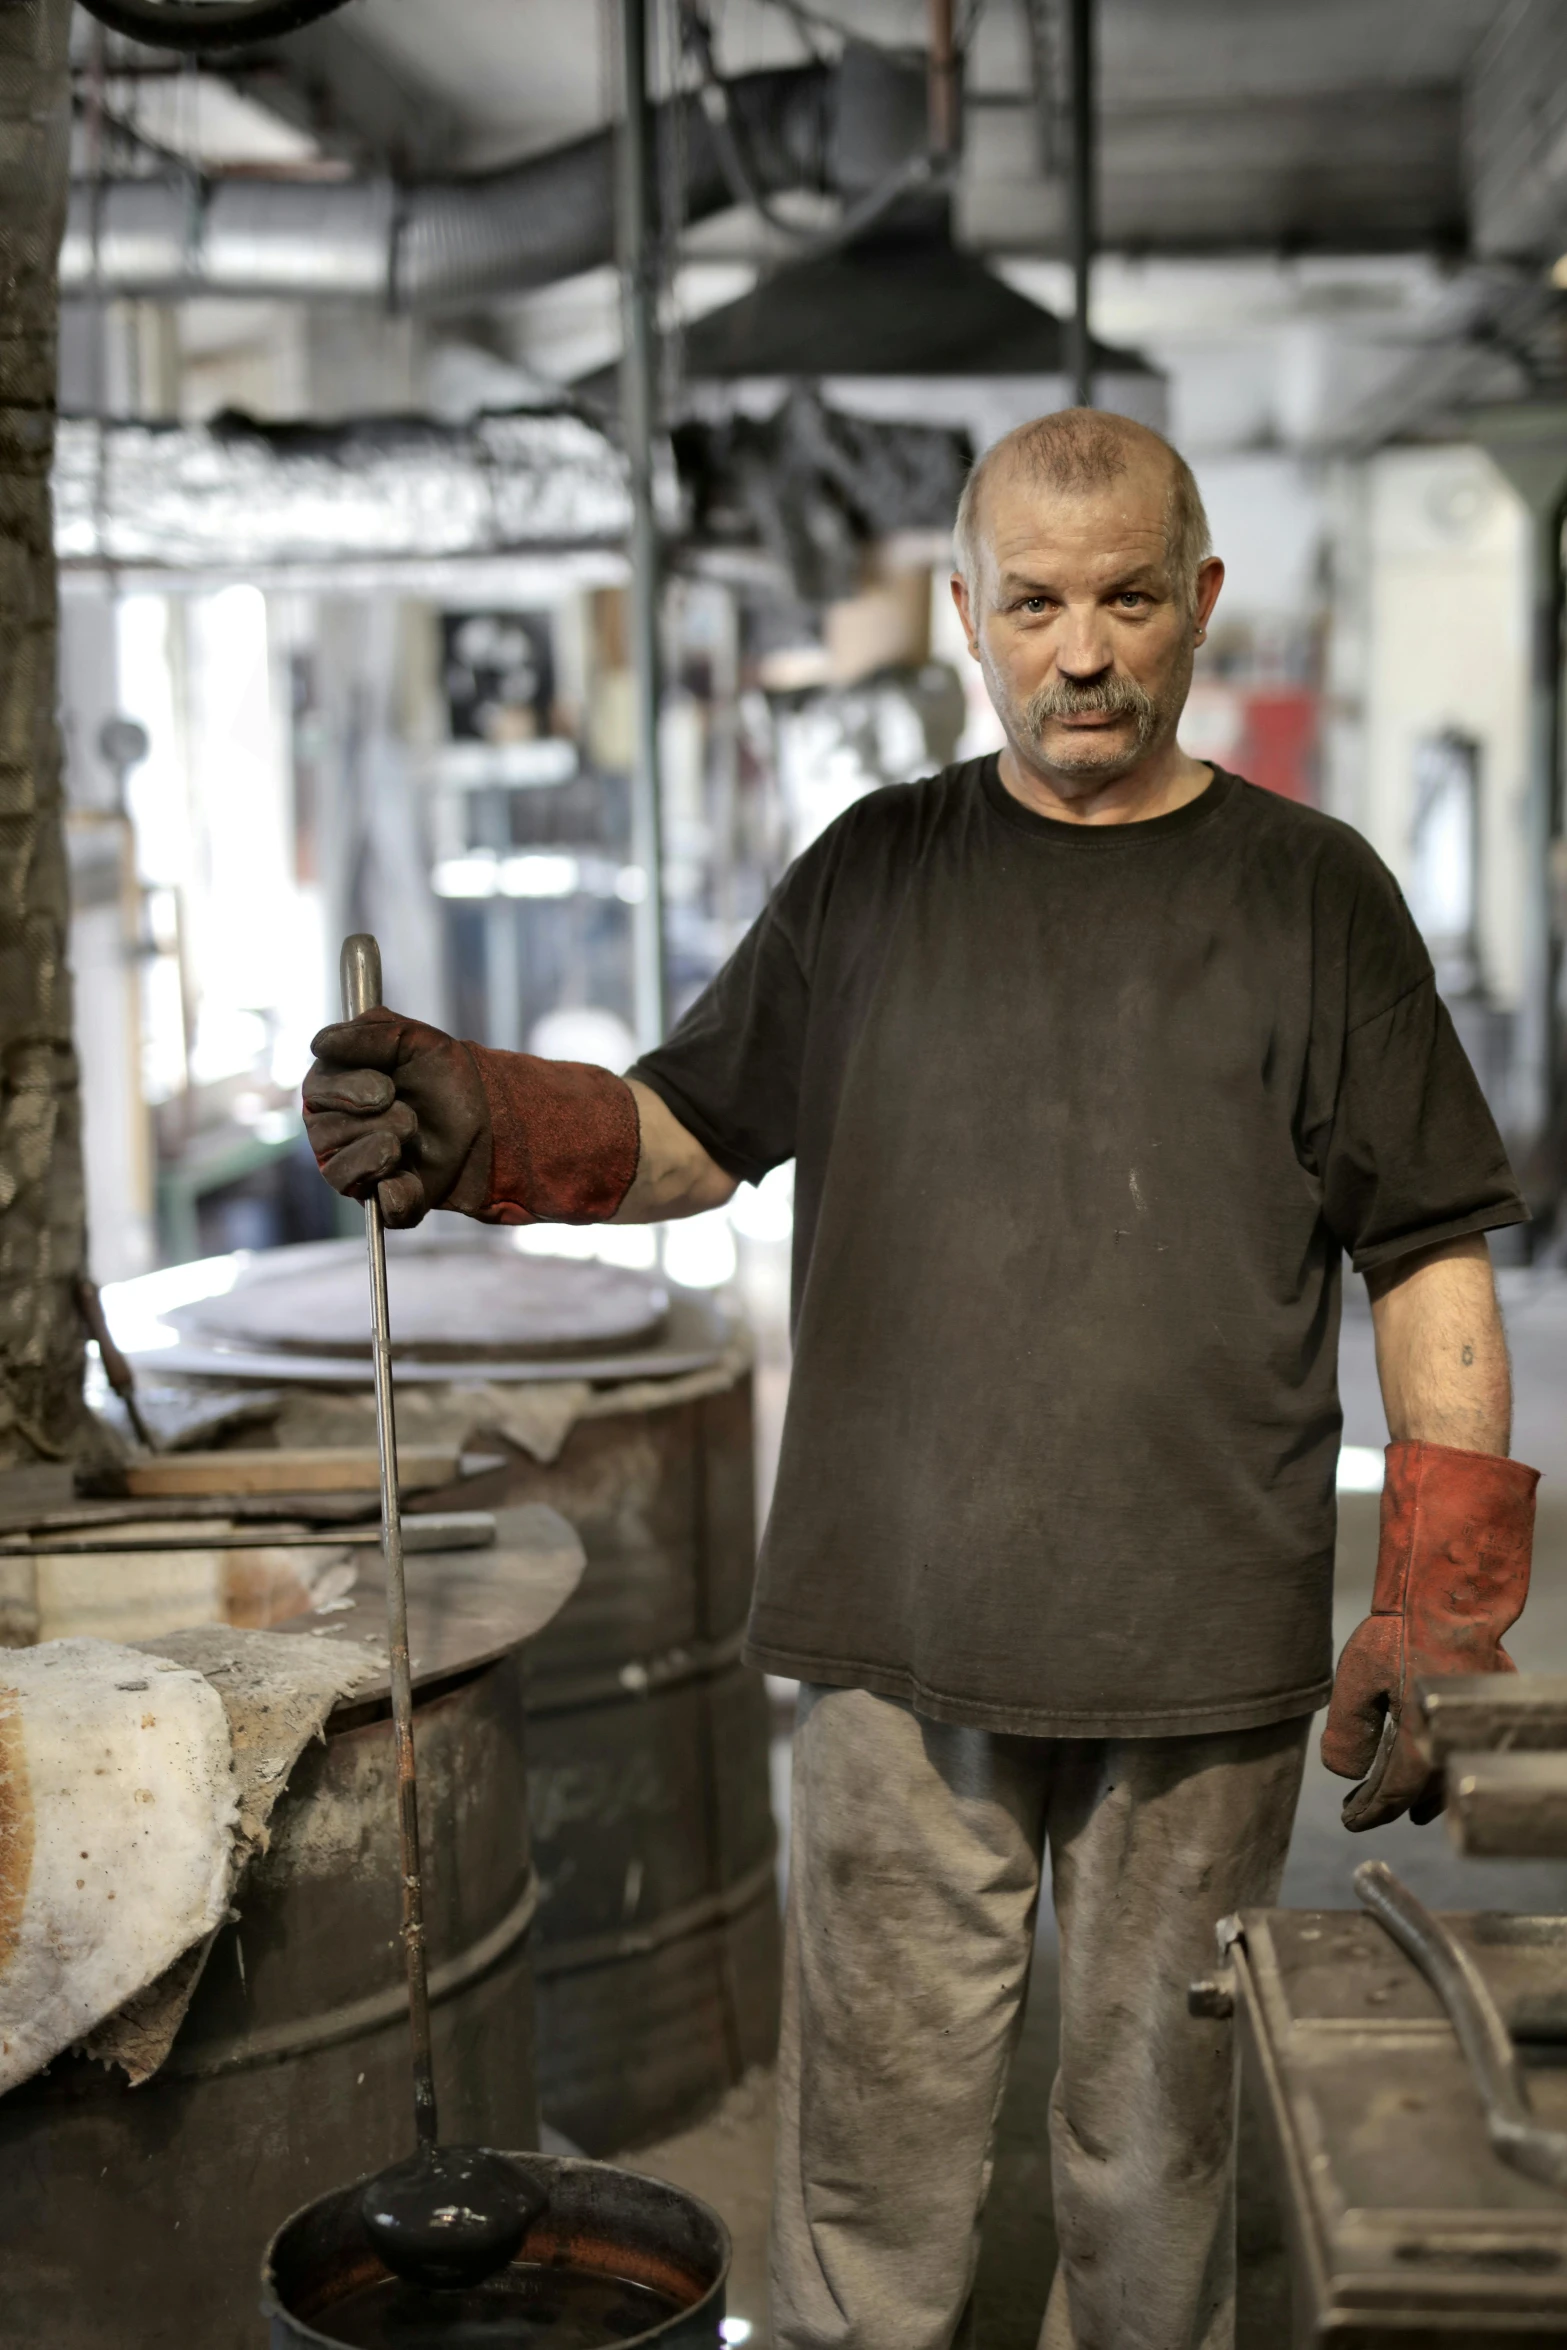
[950,571,981,661]
[1192,556,1225,642]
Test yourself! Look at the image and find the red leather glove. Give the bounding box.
[303,1007,640,1231]
[1322,1439,1539,1831]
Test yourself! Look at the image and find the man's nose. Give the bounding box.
[1055,607,1113,679]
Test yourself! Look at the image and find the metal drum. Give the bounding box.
[125,1230,782,2154]
[0,1503,582,2350]
[264,2154,731,2348]
[506,1380,779,2153]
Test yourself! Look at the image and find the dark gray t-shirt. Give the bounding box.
[632,759,1526,1737]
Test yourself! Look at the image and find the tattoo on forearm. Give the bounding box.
[1462,1344,1475,1366]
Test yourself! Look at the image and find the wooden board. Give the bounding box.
[122,1446,458,1498]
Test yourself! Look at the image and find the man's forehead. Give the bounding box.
[985,450,1169,528]
[974,454,1173,573]
[986,501,1171,580]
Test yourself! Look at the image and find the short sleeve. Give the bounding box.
[1322,975,1527,1272]
[627,880,813,1186]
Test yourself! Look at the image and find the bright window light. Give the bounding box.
[594,1224,659,1269]
[100,1252,246,1354]
[1337,1445,1384,1493]
[730,1159,794,1244]
[615,865,648,904]
[528,1007,636,1069]
[433,855,499,899]
[512,1224,600,1260]
[500,853,578,899]
[511,1222,660,1271]
[720,2323,753,2346]
[189,1004,271,1088]
[663,1210,737,1290]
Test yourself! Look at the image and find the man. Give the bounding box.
[304,411,1537,2350]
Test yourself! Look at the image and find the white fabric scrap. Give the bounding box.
[84,1624,381,2082]
[0,1640,236,2095]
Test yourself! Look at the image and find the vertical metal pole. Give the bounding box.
[929,0,958,163]
[618,0,668,1051]
[1066,0,1095,410]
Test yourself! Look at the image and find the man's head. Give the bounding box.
[951,409,1223,799]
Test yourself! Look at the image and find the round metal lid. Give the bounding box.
[171,1234,670,1364]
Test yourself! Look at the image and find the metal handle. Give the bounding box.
[340,932,383,1021]
[341,933,438,2152]
[1356,1859,1567,2191]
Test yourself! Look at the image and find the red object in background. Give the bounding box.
[1235,689,1318,805]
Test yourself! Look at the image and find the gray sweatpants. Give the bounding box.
[770,1684,1309,2350]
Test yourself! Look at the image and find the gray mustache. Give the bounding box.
[1025,675,1158,727]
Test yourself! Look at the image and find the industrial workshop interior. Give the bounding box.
[12,0,1567,2343]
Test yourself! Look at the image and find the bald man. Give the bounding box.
[304,412,1536,2350]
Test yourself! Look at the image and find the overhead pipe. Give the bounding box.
[57,60,831,309]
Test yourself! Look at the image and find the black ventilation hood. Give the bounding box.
[679,202,1153,383]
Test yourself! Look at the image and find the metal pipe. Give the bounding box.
[618,0,667,1052]
[340,931,437,2152]
[928,0,958,162]
[1066,0,1095,409]
[57,63,831,311]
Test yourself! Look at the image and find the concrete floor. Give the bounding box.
[623,1267,1567,2350]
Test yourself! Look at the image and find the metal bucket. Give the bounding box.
[127,1237,783,2153]
[0,1655,539,2350]
[262,2154,730,2348]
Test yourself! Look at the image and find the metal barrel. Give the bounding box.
[0,1655,538,2350]
[498,1372,780,2152]
[124,1236,782,2155]
[264,2154,729,2347]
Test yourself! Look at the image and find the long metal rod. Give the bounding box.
[618,0,668,1053]
[1066,0,1095,409]
[341,932,438,2153]
[0,1511,494,1556]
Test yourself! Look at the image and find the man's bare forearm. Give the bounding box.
[1366,1233,1511,1454]
[613,1079,739,1222]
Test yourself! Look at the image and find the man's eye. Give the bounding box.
[1116,592,1148,609]
[1021,596,1050,614]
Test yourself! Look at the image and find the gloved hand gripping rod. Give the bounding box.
[342,932,437,2151]
[338,937,544,2291]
